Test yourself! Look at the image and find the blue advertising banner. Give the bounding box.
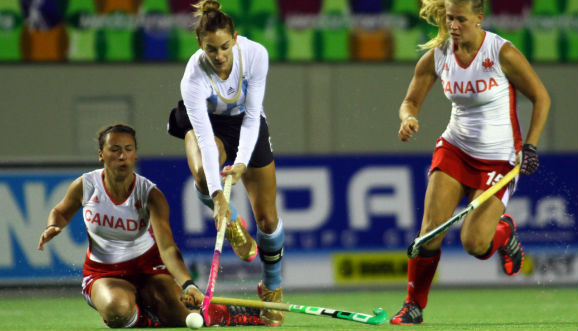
[0,154,576,285]
[0,169,88,284]
[138,154,578,254]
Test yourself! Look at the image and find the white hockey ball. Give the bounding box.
[186,312,204,329]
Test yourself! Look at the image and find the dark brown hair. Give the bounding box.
[193,0,235,40]
[97,123,137,150]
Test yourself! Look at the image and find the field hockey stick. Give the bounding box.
[211,296,388,325]
[201,175,233,322]
[408,164,520,258]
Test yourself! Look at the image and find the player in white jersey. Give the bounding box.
[390,0,550,325]
[167,0,285,326]
[37,124,265,328]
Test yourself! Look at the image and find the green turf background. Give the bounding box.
[0,287,575,331]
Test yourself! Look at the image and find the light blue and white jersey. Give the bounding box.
[206,77,249,115]
[180,36,269,196]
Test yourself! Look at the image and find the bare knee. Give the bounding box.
[191,166,208,193]
[99,299,134,328]
[461,233,490,256]
[255,213,279,234]
[153,296,186,327]
[141,286,187,327]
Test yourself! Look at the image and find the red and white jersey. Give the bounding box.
[434,31,523,163]
[82,169,156,264]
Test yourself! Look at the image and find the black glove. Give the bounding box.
[520,144,539,175]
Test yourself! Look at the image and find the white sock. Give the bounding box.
[123,307,139,328]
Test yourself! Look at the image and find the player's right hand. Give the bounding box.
[181,280,204,309]
[398,116,419,142]
[221,164,245,185]
[518,143,539,175]
[38,226,62,250]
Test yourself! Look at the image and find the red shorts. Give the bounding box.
[81,244,170,307]
[429,138,518,205]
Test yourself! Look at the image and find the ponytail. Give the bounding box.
[419,0,447,50]
[193,0,235,39]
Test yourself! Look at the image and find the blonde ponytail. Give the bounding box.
[418,0,448,50]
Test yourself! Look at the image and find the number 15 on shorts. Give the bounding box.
[486,170,504,186]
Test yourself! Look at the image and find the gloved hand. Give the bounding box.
[519,144,539,175]
[180,280,204,308]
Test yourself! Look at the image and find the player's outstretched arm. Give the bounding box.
[38,177,83,250]
[398,49,437,142]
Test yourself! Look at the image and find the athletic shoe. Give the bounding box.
[204,304,265,326]
[257,281,285,326]
[136,308,162,328]
[498,214,524,276]
[390,299,423,325]
[226,217,258,262]
[228,305,266,326]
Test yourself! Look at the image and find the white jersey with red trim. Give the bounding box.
[434,31,522,163]
[82,169,156,264]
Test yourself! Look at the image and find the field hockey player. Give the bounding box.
[391,0,550,325]
[167,0,285,325]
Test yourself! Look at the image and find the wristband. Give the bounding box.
[45,224,59,230]
[182,279,198,291]
[523,143,537,152]
[405,115,417,121]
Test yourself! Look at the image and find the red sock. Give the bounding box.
[406,251,441,309]
[476,219,512,260]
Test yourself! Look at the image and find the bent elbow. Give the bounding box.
[543,93,551,110]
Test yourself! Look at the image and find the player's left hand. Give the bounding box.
[221,163,246,185]
[180,280,204,309]
[398,116,419,142]
[518,143,539,175]
[38,226,62,250]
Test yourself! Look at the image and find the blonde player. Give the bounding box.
[38,124,264,328]
[391,0,550,325]
[167,0,285,326]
